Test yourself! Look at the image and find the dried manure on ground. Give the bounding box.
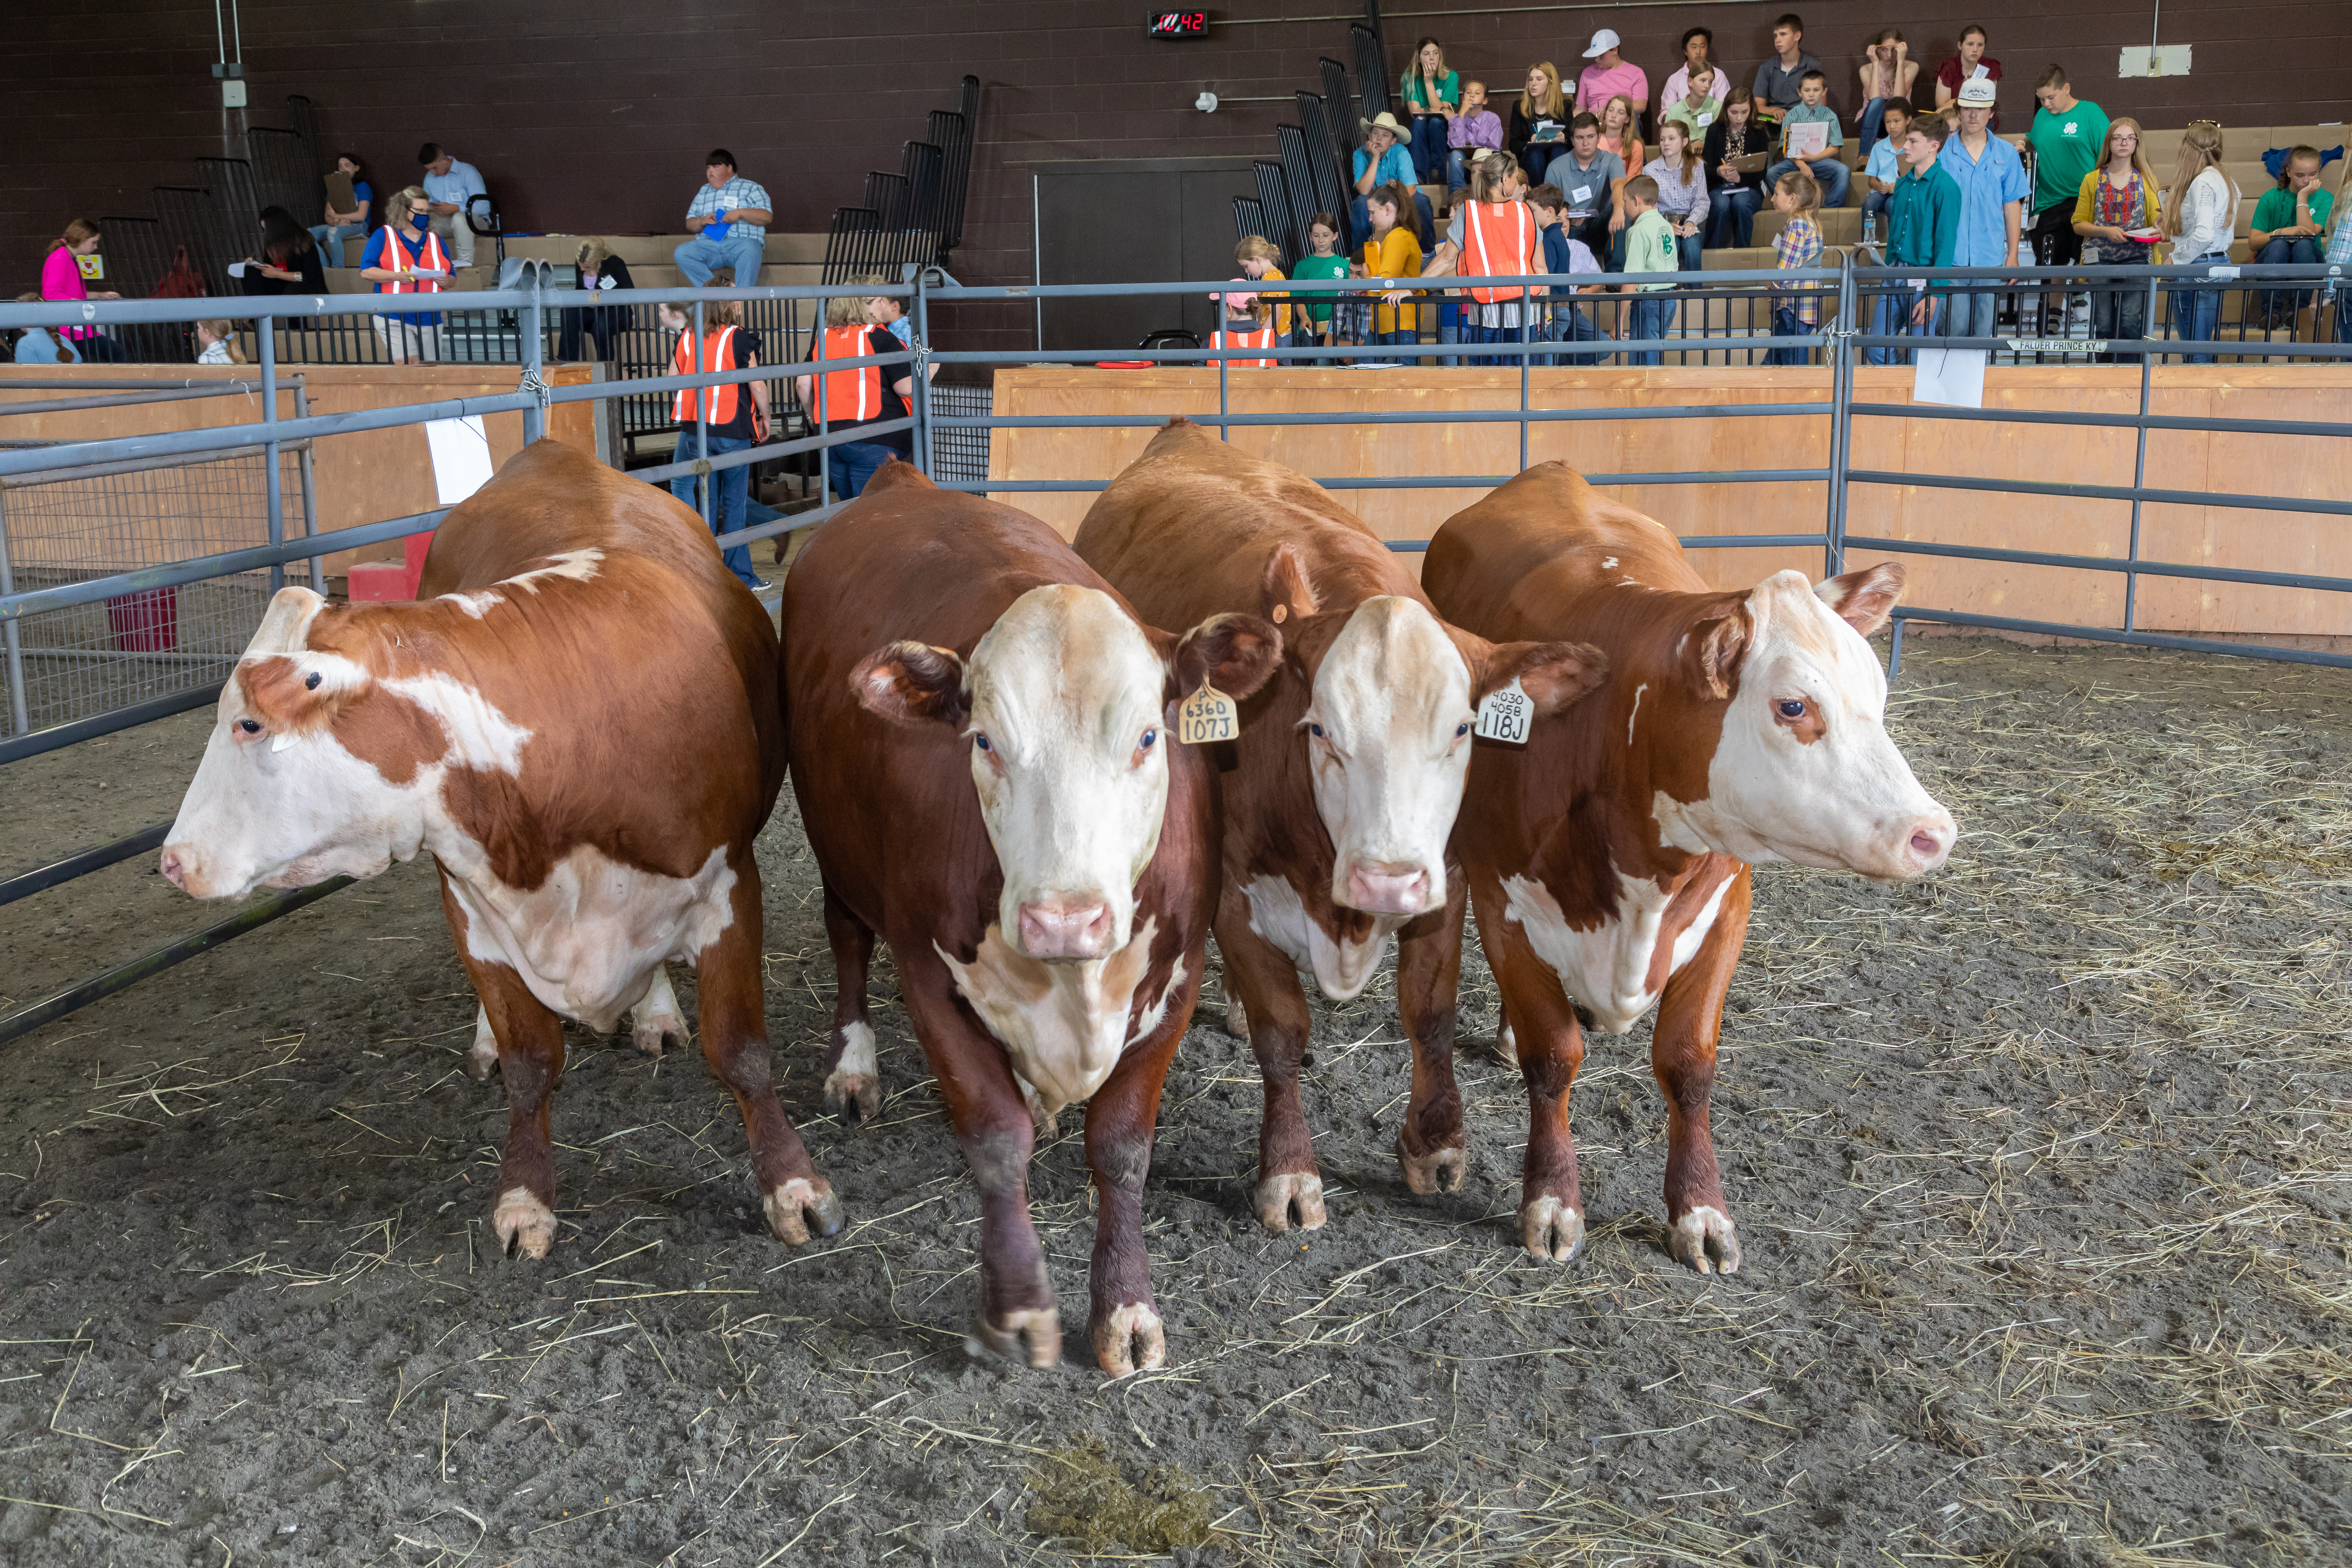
[1,637,2347,1566]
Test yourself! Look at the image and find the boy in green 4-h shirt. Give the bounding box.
[2025,65,2107,268]
[1618,175,1679,365]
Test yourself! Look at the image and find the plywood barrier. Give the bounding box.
[988,367,2352,636]
[0,363,600,583]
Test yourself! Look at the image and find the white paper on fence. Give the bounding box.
[226,261,248,278]
[1912,347,1986,410]
[425,415,495,505]
[1784,122,1830,160]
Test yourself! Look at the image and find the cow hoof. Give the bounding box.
[1256,1171,1327,1233]
[467,1009,498,1081]
[1520,1196,1585,1263]
[492,1188,556,1260]
[1222,992,1249,1040]
[763,1178,846,1245]
[631,1014,687,1058]
[822,1070,882,1124]
[1093,1301,1166,1377]
[967,1307,1062,1369]
[1668,1205,1742,1275]
[1395,1133,1465,1195]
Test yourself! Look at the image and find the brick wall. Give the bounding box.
[6,1,2344,355]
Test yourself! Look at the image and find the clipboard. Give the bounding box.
[324,170,356,212]
[1784,122,1830,160]
[1731,150,1770,174]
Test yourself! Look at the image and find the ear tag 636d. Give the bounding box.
[1178,683,1238,745]
[1474,678,1533,745]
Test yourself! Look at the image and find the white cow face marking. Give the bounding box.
[1653,566,1956,881]
[854,587,1281,962]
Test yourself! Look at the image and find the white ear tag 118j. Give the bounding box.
[1178,683,1238,745]
[1474,679,1533,744]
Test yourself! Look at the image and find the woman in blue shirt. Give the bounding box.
[358,187,450,364]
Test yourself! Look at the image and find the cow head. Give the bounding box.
[854,585,1281,962]
[161,588,460,899]
[1657,563,1955,880]
[1262,545,1607,916]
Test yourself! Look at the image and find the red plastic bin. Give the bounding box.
[106,585,178,652]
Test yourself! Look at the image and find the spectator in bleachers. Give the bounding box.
[40,218,123,362]
[1937,76,2028,340]
[359,187,450,364]
[1766,168,1822,365]
[1355,182,1425,353]
[1510,63,1573,184]
[309,154,372,267]
[1863,99,1914,228]
[240,207,327,296]
[1556,113,1628,262]
[1597,94,1646,259]
[1933,26,2001,127]
[1752,14,1819,130]
[2025,68,2107,274]
[676,150,773,289]
[2250,147,2332,328]
[2328,181,2352,345]
[1291,214,1348,350]
[1662,65,1721,141]
[1617,176,1676,364]
[1765,70,1850,209]
[1353,113,1437,252]
[559,238,635,364]
[1400,38,1461,185]
[1447,80,1504,193]
[1575,31,1648,120]
[664,273,766,588]
[1526,184,1610,358]
[1704,90,1774,247]
[2071,119,2161,359]
[10,292,80,364]
[1645,121,1708,271]
[1419,150,1541,364]
[1660,28,1718,118]
[1875,116,1962,363]
[1211,286,1281,367]
[194,319,246,365]
[416,144,485,271]
[798,288,914,504]
[1856,30,1917,157]
[1234,236,1293,341]
[2161,121,2238,363]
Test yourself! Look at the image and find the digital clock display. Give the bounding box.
[1148,9,1208,37]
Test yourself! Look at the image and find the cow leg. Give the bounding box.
[439,871,566,1258]
[1473,885,1589,1263]
[901,966,1060,1367]
[630,966,689,1057]
[467,1006,498,1080]
[1652,870,1753,1276]
[1083,967,1197,1376]
[819,888,884,1122]
[1393,866,1470,1195]
[1214,881,1324,1233]
[696,857,844,1246]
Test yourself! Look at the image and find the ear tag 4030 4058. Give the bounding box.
[1178,683,1238,746]
[1474,678,1533,745]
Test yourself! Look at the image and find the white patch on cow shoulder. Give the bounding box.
[933,917,1161,1116]
[444,843,738,1033]
[385,671,531,774]
[503,548,604,594]
[1242,874,1406,1002]
[1500,870,1730,1036]
[446,590,504,619]
[1626,682,1647,747]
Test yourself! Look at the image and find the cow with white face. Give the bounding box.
[782,460,1279,1375]
[1073,419,1606,1231]
[1418,461,1956,1273]
[161,440,842,1261]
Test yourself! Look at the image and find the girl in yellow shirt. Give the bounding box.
[1355,182,1425,347]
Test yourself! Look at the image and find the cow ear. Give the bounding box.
[1166,612,1283,716]
[852,642,968,728]
[1684,602,1752,701]
[1815,561,1905,637]
[1259,542,1318,627]
[1474,639,1610,716]
[239,653,367,744]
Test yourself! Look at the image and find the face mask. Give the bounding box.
[410,211,430,230]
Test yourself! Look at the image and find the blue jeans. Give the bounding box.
[1856,98,1887,158]
[1673,229,1702,271]
[1445,148,1482,191]
[309,222,365,267]
[826,439,897,500]
[1707,186,1762,247]
[667,428,761,589]
[2255,237,2322,319]
[1945,288,1998,341]
[1765,305,1815,366]
[2168,282,2221,363]
[1543,306,1612,362]
[1625,294,1677,365]
[674,232,764,288]
[1520,142,1569,184]
[1408,115,1449,182]
[1867,289,1942,364]
[1765,157,1851,208]
[1351,191,1437,254]
[1862,188,1891,225]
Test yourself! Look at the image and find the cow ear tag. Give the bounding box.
[1474,678,1534,745]
[1177,682,1239,745]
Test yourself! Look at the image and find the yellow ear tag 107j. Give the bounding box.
[1474,678,1533,744]
[1178,683,1238,745]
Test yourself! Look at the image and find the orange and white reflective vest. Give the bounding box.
[1460,199,1538,303]
[671,323,741,424]
[374,224,449,295]
[815,325,882,423]
[1211,324,1279,367]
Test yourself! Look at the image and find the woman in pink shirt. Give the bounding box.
[40,218,126,362]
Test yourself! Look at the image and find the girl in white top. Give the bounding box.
[1642,121,1709,270]
[2160,121,2240,362]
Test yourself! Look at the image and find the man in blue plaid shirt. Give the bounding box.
[2328,198,2352,345]
[674,149,773,288]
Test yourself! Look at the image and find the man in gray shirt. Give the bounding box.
[1555,113,1627,261]
[1751,12,1821,126]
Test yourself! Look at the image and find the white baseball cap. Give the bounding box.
[1582,28,1619,58]
[1956,76,1997,106]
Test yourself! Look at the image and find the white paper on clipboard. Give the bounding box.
[425,415,494,505]
[1912,347,1986,409]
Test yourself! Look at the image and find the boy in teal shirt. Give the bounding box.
[1618,175,1679,364]
[1764,70,1850,206]
[1873,117,1962,363]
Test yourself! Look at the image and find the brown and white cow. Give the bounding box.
[1074,419,1604,1231]
[782,460,1279,1375]
[161,440,842,1259]
[1414,462,1956,1273]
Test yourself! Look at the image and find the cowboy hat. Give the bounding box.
[1360,110,1410,140]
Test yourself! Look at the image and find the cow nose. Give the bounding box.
[160,847,188,890]
[1344,861,1433,915]
[1896,812,1956,875]
[1017,897,1116,961]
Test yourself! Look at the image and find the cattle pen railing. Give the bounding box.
[2,259,2347,1044]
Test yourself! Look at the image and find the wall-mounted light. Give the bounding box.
[1195,91,1219,113]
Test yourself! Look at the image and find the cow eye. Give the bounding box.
[238,719,261,735]
[1776,699,1807,720]
[1455,721,1471,738]
[1309,723,1325,738]
[1138,729,1157,750]
[973,733,991,752]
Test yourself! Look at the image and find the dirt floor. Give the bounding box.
[1,636,2348,1567]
